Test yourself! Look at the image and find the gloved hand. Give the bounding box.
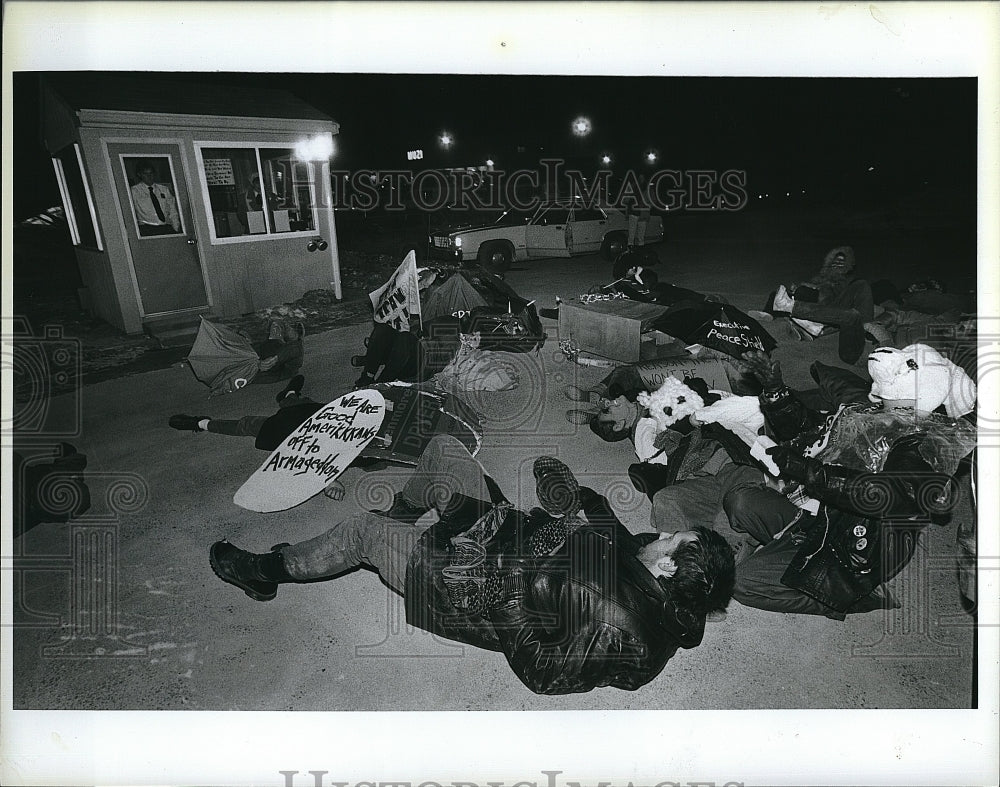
[766,443,821,484]
[741,351,784,392]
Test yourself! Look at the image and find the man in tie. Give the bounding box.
[130,160,180,236]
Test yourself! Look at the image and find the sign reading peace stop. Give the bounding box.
[234,389,386,513]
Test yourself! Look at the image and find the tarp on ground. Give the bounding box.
[186,317,261,396]
[421,272,488,321]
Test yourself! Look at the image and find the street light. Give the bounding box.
[572,116,592,137]
[645,150,658,165]
[601,154,612,165]
[439,131,454,148]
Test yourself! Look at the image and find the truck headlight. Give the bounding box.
[454,237,462,248]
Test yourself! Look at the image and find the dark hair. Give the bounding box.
[663,525,736,616]
[136,159,156,175]
[589,414,631,443]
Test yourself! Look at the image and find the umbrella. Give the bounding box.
[651,302,777,358]
[187,317,261,396]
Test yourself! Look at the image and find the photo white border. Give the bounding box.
[3,2,998,786]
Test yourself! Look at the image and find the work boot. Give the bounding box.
[169,414,209,432]
[370,492,429,524]
[209,541,289,602]
[533,456,581,517]
[563,384,598,404]
[565,408,597,425]
[276,374,305,403]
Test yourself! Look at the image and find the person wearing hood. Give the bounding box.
[723,346,977,619]
[767,246,875,365]
[207,435,735,695]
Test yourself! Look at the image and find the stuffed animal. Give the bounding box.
[636,376,705,431]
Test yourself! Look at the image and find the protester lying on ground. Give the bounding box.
[758,246,874,365]
[722,347,977,619]
[208,435,735,695]
[604,266,723,308]
[569,372,756,503]
[253,320,305,384]
[168,375,384,501]
[864,278,970,348]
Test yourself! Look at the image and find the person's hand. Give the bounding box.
[323,480,346,501]
[765,444,818,484]
[259,355,279,372]
[741,351,783,392]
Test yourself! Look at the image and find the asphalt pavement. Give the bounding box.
[11,211,979,714]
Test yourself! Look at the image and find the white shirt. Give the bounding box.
[131,182,180,230]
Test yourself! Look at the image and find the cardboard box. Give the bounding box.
[559,299,668,362]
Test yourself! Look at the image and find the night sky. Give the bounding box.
[13,72,977,220]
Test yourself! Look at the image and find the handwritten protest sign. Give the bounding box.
[233,389,386,512]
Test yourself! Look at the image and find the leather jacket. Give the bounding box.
[761,389,974,613]
[405,491,704,694]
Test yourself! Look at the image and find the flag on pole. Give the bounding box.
[368,250,422,331]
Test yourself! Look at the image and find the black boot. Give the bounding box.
[276,374,305,403]
[209,541,291,602]
[169,414,209,432]
[370,492,428,524]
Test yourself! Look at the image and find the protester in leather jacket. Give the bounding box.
[724,346,976,618]
[208,435,735,695]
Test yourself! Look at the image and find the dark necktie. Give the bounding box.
[148,186,166,222]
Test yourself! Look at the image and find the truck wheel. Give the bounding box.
[600,232,627,261]
[478,242,513,273]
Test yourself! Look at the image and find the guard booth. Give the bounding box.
[39,73,342,335]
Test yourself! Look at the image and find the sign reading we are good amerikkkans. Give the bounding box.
[234,390,386,512]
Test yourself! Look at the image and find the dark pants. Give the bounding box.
[723,485,839,617]
[206,393,314,438]
[359,323,421,382]
[791,280,875,364]
[280,435,497,592]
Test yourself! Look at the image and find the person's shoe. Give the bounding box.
[209,541,278,602]
[370,493,428,524]
[276,374,305,403]
[864,321,893,347]
[563,384,596,403]
[169,414,209,432]
[772,284,795,314]
[565,408,597,425]
[533,456,581,517]
[350,354,367,368]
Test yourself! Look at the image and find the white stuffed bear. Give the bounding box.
[636,376,705,431]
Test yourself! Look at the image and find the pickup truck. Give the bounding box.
[427,202,663,271]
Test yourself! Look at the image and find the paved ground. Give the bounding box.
[10,208,980,712]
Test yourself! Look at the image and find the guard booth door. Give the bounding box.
[109,143,209,317]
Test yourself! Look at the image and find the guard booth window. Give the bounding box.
[199,146,316,240]
[51,144,102,250]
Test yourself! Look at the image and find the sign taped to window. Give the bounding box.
[204,158,236,186]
